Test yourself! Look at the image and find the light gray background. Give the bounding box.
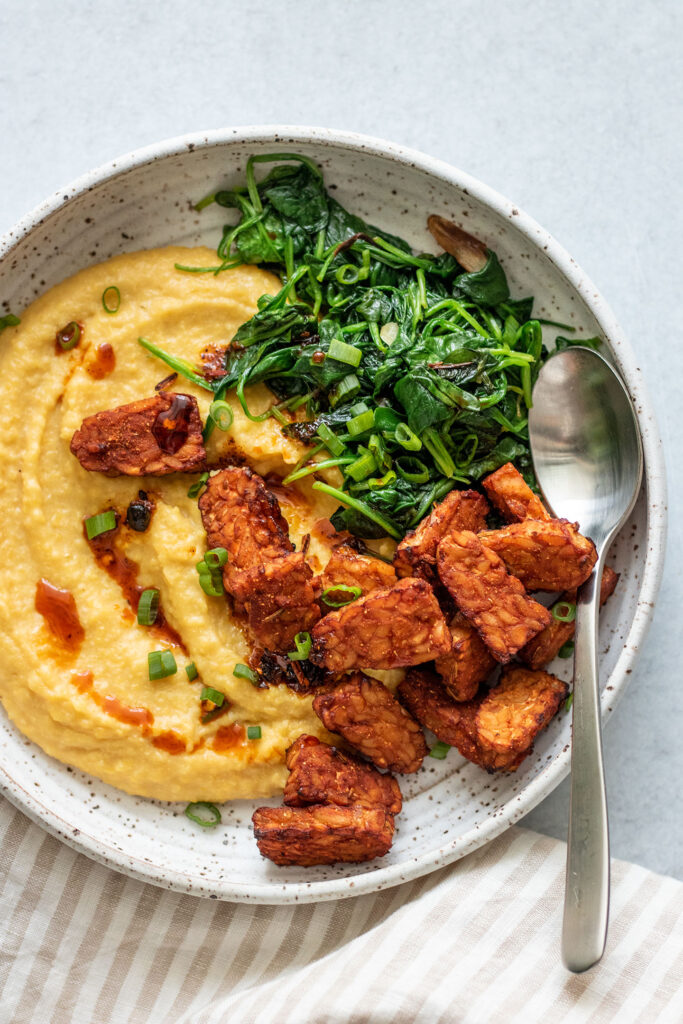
[1,0,680,878]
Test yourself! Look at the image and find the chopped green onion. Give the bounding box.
[423,428,456,478]
[102,285,121,314]
[282,455,354,486]
[552,600,576,623]
[208,400,233,431]
[346,452,377,482]
[204,547,228,569]
[396,456,430,484]
[330,373,360,407]
[558,640,575,659]
[148,650,177,680]
[429,741,451,760]
[346,409,375,436]
[187,471,209,499]
[565,693,574,712]
[367,469,396,489]
[234,663,259,684]
[0,313,20,332]
[348,401,370,417]
[184,801,221,828]
[327,338,362,367]
[316,423,345,456]
[85,510,117,540]
[137,589,159,626]
[321,584,362,607]
[200,686,225,708]
[288,631,312,661]
[57,321,81,351]
[395,423,422,451]
[311,481,401,540]
[196,560,224,597]
[185,662,199,681]
[247,725,262,740]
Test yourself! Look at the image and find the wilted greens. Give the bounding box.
[141,153,595,540]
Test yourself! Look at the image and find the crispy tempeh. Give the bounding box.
[70,393,205,475]
[231,552,320,652]
[437,530,551,662]
[399,665,568,772]
[479,518,597,592]
[313,673,428,774]
[481,462,552,523]
[309,577,452,673]
[252,804,395,866]
[434,612,497,701]
[519,566,619,669]
[198,466,293,589]
[321,545,397,602]
[284,735,402,814]
[394,488,489,583]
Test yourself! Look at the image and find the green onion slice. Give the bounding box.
[234,663,259,684]
[564,693,574,712]
[185,662,199,681]
[200,686,225,708]
[185,801,221,828]
[196,560,224,596]
[330,373,360,407]
[551,600,576,623]
[137,588,159,626]
[367,470,397,489]
[288,631,312,661]
[0,313,20,332]
[346,452,377,482]
[247,725,262,740]
[321,584,362,608]
[429,741,451,760]
[57,321,81,351]
[423,428,456,478]
[187,471,209,499]
[85,510,117,540]
[204,547,228,569]
[102,285,121,314]
[316,423,345,456]
[396,456,430,484]
[346,409,375,436]
[208,400,233,431]
[327,338,362,367]
[395,422,422,451]
[558,640,575,659]
[148,650,177,680]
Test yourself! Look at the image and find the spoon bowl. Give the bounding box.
[530,346,643,973]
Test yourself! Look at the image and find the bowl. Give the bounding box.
[0,127,666,903]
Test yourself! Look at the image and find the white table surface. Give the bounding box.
[1,0,680,880]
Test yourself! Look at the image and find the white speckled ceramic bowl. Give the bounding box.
[0,127,666,903]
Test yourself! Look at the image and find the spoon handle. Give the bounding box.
[561,560,610,973]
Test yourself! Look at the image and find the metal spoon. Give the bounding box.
[528,346,643,973]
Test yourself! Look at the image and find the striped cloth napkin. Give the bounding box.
[1,798,681,1024]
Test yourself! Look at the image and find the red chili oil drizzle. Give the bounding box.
[85,520,187,653]
[199,344,228,381]
[211,722,246,752]
[86,342,116,379]
[70,671,154,731]
[54,321,84,355]
[152,394,194,454]
[152,731,187,755]
[35,579,85,653]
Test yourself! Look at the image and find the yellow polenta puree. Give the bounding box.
[0,247,358,801]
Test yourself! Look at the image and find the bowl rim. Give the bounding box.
[0,125,668,903]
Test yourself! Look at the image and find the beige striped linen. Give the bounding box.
[1,799,682,1024]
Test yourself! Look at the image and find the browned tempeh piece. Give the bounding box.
[284,735,402,814]
[309,578,452,673]
[231,552,320,652]
[394,489,489,584]
[481,462,552,523]
[434,612,497,701]
[479,518,597,592]
[198,466,293,590]
[427,215,488,272]
[519,567,619,669]
[313,673,428,774]
[321,545,397,602]
[399,665,568,773]
[437,530,551,662]
[252,804,395,866]
[70,393,205,475]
